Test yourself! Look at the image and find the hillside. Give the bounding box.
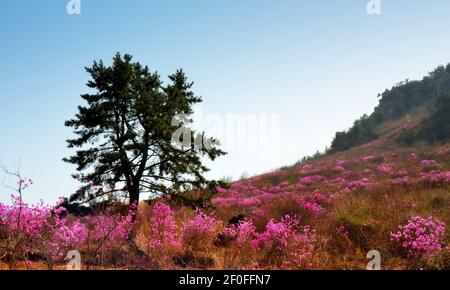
[209,139,450,269]
[2,65,450,270]
[203,65,450,269]
[329,64,450,153]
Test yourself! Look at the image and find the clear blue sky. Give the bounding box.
[1,0,450,203]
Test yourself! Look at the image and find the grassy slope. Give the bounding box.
[3,114,448,270]
[209,114,450,269]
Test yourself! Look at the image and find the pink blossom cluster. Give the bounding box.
[0,195,52,240]
[255,216,299,251]
[212,196,261,208]
[42,219,87,262]
[18,178,33,188]
[255,215,316,269]
[298,164,313,174]
[420,171,450,185]
[335,159,348,166]
[85,208,136,249]
[391,176,410,186]
[334,165,346,172]
[182,209,223,252]
[140,202,181,253]
[377,163,393,174]
[361,155,375,162]
[298,199,322,214]
[299,175,323,186]
[222,219,258,248]
[331,177,347,184]
[344,178,372,192]
[409,153,419,160]
[391,216,446,257]
[0,194,88,265]
[312,193,333,204]
[437,147,449,156]
[421,160,438,169]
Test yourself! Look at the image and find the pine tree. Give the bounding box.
[64,53,226,207]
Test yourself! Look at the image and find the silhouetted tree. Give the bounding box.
[64,53,226,207]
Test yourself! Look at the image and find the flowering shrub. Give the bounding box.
[87,212,135,247]
[391,216,446,258]
[334,166,345,173]
[237,197,260,207]
[222,219,257,248]
[137,202,181,267]
[298,199,322,214]
[182,209,223,254]
[79,205,137,267]
[409,153,419,160]
[421,160,438,169]
[219,219,259,269]
[312,193,332,205]
[437,147,449,156]
[299,175,323,186]
[377,163,393,174]
[420,171,450,185]
[0,189,87,268]
[0,195,51,241]
[298,164,313,173]
[39,219,87,265]
[256,216,298,252]
[331,177,346,184]
[0,196,51,268]
[336,159,348,166]
[391,176,410,186]
[362,155,375,162]
[256,215,316,269]
[345,178,372,192]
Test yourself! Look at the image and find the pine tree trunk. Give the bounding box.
[129,190,140,207]
[129,185,140,222]
[128,187,140,238]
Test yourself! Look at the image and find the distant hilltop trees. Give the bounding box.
[329,64,450,153]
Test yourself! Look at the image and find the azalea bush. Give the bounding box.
[421,171,450,185]
[38,217,88,268]
[0,174,139,269]
[0,179,88,269]
[0,194,54,268]
[256,215,316,269]
[182,209,223,255]
[217,219,258,269]
[82,206,136,268]
[391,216,446,259]
[137,202,181,268]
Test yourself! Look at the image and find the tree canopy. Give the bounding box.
[64,53,226,206]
